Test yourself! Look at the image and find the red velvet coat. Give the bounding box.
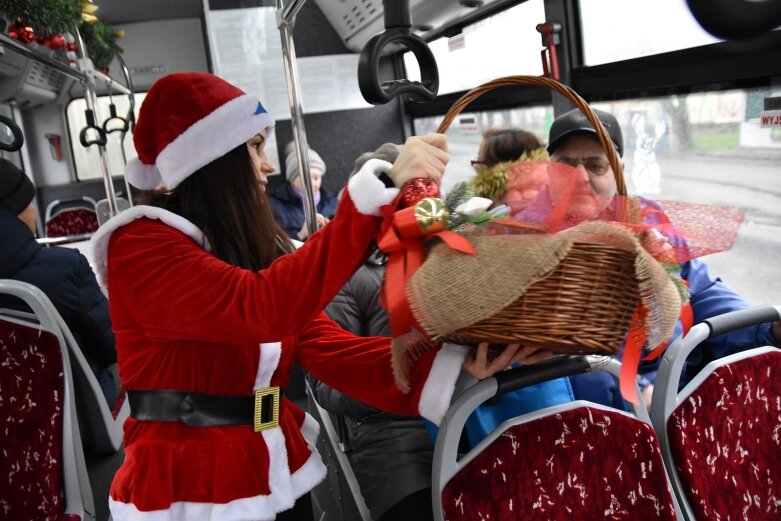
[91,164,467,521]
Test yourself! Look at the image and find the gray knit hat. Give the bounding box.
[349,142,401,178]
[284,141,326,184]
[0,158,35,215]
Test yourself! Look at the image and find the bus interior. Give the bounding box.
[1,0,780,519]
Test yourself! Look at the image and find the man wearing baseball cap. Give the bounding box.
[546,107,624,198]
[544,108,780,410]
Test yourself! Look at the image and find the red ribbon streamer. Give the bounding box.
[377,203,476,338]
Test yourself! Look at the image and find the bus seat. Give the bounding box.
[0,280,129,457]
[45,197,99,239]
[0,280,95,521]
[652,305,781,521]
[95,198,131,227]
[433,356,681,521]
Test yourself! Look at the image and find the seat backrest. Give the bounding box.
[434,356,680,521]
[52,307,128,455]
[0,281,94,521]
[95,197,131,226]
[45,197,98,222]
[0,281,128,456]
[667,349,781,521]
[45,208,100,238]
[652,304,781,521]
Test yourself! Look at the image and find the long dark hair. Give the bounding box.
[141,144,293,271]
[479,128,542,166]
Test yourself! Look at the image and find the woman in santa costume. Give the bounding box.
[91,72,530,521]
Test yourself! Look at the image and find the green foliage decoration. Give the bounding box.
[80,20,117,69]
[1,0,81,37]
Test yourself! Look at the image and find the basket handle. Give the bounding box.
[436,75,626,195]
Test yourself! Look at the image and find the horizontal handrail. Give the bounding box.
[37,233,93,246]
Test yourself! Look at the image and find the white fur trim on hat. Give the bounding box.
[347,158,399,216]
[125,158,164,190]
[156,94,274,190]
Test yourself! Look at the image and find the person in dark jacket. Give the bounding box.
[311,143,436,521]
[268,141,338,240]
[0,159,118,406]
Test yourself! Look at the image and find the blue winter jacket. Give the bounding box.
[0,210,117,406]
[570,258,779,409]
[267,182,338,240]
[463,190,778,433]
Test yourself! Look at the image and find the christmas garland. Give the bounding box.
[80,20,118,69]
[2,0,121,70]
[2,0,81,37]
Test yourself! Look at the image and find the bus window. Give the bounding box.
[65,93,145,182]
[416,86,779,304]
[589,87,780,304]
[413,103,553,195]
[579,0,721,65]
[404,0,545,96]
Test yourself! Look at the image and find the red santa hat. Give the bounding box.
[126,72,275,191]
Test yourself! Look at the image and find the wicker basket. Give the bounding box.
[435,76,635,356]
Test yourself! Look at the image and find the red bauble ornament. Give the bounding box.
[8,22,36,44]
[66,42,78,52]
[46,35,66,50]
[399,177,440,208]
[7,24,20,41]
[19,24,36,44]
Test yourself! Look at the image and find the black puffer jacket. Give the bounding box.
[313,251,434,519]
[0,210,117,402]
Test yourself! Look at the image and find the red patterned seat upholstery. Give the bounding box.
[666,350,781,520]
[0,318,68,520]
[45,208,99,238]
[0,280,98,521]
[441,404,678,520]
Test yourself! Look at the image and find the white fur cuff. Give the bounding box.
[418,344,470,426]
[347,159,399,216]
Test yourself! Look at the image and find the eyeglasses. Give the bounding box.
[551,156,611,177]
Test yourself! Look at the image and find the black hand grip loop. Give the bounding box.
[80,109,108,148]
[103,104,129,134]
[0,114,25,152]
[358,28,439,105]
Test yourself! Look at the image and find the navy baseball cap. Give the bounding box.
[547,108,624,158]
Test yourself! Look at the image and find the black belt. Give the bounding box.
[127,387,281,432]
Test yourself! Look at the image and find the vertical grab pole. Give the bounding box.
[116,53,136,207]
[276,0,318,238]
[75,28,119,217]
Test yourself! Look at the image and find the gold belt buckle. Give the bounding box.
[254,386,280,432]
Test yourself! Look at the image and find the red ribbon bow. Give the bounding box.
[377,201,476,338]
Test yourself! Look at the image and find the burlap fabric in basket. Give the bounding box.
[407,220,681,356]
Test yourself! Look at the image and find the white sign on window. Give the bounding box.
[205,6,371,121]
